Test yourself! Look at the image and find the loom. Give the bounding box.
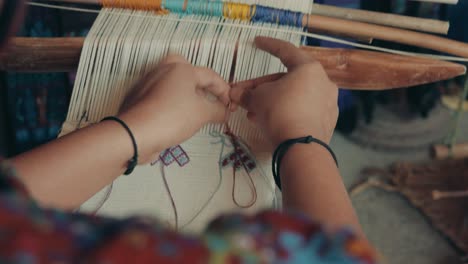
[1,0,468,232]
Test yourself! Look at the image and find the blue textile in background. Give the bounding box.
[318,0,360,110]
[448,0,468,43]
[5,6,94,155]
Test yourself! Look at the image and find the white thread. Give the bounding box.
[91,183,114,214]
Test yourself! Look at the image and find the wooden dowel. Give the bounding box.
[409,0,458,4]
[1,37,465,90]
[0,37,83,72]
[311,4,449,35]
[45,0,450,34]
[37,1,468,59]
[431,143,468,160]
[309,29,373,44]
[432,190,468,201]
[47,0,100,4]
[304,15,468,59]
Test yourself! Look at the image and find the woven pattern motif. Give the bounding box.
[153,145,190,167]
[221,147,256,172]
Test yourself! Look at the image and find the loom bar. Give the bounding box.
[34,0,468,58]
[409,0,458,4]
[43,0,450,34]
[311,4,449,35]
[1,37,465,90]
[304,15,468,59]
[431,143,468,160]
[46,0,100,4]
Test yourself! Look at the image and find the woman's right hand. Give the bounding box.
[230,37,339,146]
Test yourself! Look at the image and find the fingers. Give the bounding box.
[255,36,313,70]
[231,73,285,91]
[161,57,231,106]
[161,54,190,65]
[230,73,284,108]
[194,67,231,106]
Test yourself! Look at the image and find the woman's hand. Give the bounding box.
[229,38,368,237]
[230,37,339,146]
[12,55,231,208]
[119,55,231,163]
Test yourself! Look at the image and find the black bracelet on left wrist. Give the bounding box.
[101,116,139,175]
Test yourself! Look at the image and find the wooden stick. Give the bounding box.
[410,0,458,4]
[431,143,468,160]
[1,37,465,90]
[33,1,468,59]
[309,29,373,44]
[432,190,468,201]
[311,4,449,35]
[304,15,468,59]
[0,37,83,72]
[46,0,99,4]
[43,0,450,34]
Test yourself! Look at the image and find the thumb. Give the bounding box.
[230,84,253,111]
[230,73,284,110]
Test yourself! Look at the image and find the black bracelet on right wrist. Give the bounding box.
[272,136,338,191]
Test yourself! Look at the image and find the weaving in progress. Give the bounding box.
[60,0,316,232]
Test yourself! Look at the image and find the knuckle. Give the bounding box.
[197,67,216,77]
[297,61,324,74]
[163,54,187,63]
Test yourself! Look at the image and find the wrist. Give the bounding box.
[117,110,163,164]
[101,116,139,175]
[95,120,135,173]
[271,127,329,148]
[272,135,338,190]
[286,143,336,163]
[281,143,339,179]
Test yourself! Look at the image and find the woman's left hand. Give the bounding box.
[118,55,231,164]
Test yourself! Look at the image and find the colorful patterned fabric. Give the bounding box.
[0,160,376,263]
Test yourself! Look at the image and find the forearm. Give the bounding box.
[280,144,363,234]
[10,121,135,210]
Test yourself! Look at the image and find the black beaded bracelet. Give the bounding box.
[101,116,138,175]
[272,136,338,191]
